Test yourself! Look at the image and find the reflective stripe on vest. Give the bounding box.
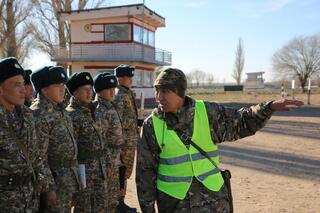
[152,100,224,200]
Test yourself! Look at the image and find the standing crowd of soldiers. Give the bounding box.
[1,56,304,213]
[0,57,139,213]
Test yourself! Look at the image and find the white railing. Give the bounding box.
[52,43,172,66]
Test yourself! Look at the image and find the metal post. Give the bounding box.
[307,78,311,105]
[291,80,295,99]
[281,83,285,98]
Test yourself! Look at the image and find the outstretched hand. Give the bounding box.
[270,99,304,111]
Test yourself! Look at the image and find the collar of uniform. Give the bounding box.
[68,97,92,113]
[97,96,112,108]
[36,94,64,112]
[155,96,195,124]
[0,103,22,118]
[0,104,6,116]
[117,85,132,94]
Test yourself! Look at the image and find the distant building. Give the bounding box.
[245,72,265,89]
[51,3,172,105]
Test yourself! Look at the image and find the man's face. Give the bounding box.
[25,84,34,100]
[155,88,183,113]
[0,75,26,107]
[118,76,133,88]
[99,88,115,101]
[73,85,93,104]
[42,83,66,104]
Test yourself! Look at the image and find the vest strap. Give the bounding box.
[159,150,219,165]
[158,167,220,183]
[158,174,193,183]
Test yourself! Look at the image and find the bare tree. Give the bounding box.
[187,69,206,87]
[206,72,214,86]
[272,35,320,92]
[31,0,107,67]
[0,0,33,63]
[232,38,245,85]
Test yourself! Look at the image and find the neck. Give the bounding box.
[0,98,15,112]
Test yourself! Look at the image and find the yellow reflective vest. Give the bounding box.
[152,100,224,200]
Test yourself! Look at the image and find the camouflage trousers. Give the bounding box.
[74,161,108,213]
[157,181,230,213]
[0,182,38,213]
[74,179,107,213]
[106,153,121,213]
[120,146,136,179]
[50,167,79,213]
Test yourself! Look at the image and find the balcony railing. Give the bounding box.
[52,43,172,66]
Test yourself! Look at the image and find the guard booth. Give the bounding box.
[245,72,265,89]
[51,3,172,106]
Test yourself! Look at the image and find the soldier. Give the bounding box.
[66,72,108,213]
[136,68,304,213]
[0,57,55,212]
[113,65,139,212]
[23,69,34,107]
[30,66,80,212]
[94,73,124,213]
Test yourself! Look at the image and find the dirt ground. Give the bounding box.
[125,94,320,213]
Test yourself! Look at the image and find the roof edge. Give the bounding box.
[60,3,165,20]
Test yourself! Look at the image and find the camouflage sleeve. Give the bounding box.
[114,93,133,131]
[33,116,56,192]
[205,101,274,143]
[106,109,124,147]
[136,117,159,213]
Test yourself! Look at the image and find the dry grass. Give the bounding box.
[190,92,320,106]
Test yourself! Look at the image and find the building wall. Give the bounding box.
[70,17,156,43]
[70,61,157,86]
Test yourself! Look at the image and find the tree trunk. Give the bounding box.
[299,76,307,93]
[6,0,17,57]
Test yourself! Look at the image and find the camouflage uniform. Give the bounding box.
[95,96,124,212]
[114,85,139,179]
[0,104,40,212]
[31,95,80,212]
[66,98,108,213]
[136,68,275,213]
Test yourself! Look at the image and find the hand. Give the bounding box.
[270,99,304,111]
[47,191,58,206]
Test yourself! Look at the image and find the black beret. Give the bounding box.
[0,57,25,83]
[31,66,68,93]
[94,73,118,93]
[66,72,93,95]
[114,64,134,77]
[24,69,32,85]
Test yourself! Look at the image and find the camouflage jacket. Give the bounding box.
[30,95,78,185]
[0,104,42,188]
[95,97,124,164]
[114,85,139,146]
[66,98,107,180]
[136,96,274,212]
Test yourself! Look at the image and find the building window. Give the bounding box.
[105,24,130,41]
[148,31,155,47]
[133,25,143,43]
[133,24,155,47]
